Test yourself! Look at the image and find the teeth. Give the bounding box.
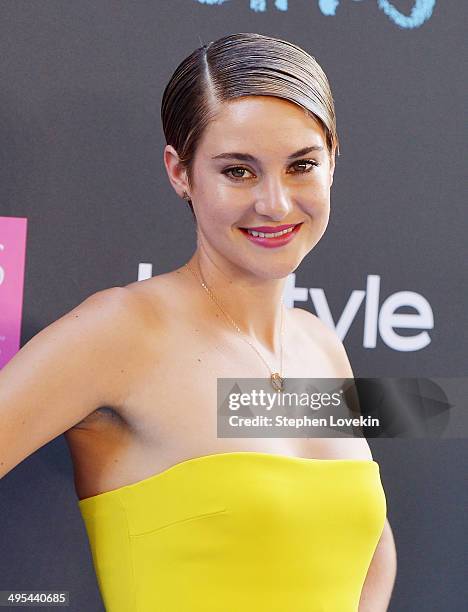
[246,226,295,238]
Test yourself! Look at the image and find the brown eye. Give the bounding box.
[222,166,254,180]
[291,160,319,173]
[222,159,319,182]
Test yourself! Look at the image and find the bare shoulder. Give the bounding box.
[85,274,176,330]
[69,285,158,404]
[292,307,374,462]
[73,285,151,337]
[291,307,354,378]
[122,269,192,328]
[124,269,186,304]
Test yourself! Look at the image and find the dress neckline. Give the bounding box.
[77,450,378,505]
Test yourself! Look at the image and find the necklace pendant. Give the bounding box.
[271,372,284,393]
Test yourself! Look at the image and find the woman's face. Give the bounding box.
[170,95,335,279]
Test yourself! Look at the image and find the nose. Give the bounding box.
[253,176,293,220]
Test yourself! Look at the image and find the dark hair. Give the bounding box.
[161,32,338,219]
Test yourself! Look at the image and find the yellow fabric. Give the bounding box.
[78,451,386,612]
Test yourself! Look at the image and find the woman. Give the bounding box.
[0,33,396,611]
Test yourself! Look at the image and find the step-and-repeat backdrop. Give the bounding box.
[0,2,465,610]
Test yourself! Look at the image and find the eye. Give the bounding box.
[222,166,254,181]
[221,159,319,182]
[290,159,320,174]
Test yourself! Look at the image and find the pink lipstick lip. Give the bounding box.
[240,222,302,232]
[239,221,303,248]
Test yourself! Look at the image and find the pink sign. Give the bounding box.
[0,217,28,369]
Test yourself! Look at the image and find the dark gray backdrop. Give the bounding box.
[0,1,466,610]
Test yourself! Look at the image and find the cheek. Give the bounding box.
[302,181,331,213]
[197,185,249,226]
[194,193,240,230]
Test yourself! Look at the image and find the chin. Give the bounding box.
[242,258,301,280]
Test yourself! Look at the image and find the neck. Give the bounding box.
[186,249,287,355]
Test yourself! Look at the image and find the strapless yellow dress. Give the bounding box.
[78,451,386,611]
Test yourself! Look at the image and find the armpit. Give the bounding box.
[70,405,127,430]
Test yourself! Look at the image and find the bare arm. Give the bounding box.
[298,308,398,608]
[359,518,397,611]
[314,312,398,609]
[0,287,139,479]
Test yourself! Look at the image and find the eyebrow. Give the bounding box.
[211,145,324,162]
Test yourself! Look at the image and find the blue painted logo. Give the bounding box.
[195,0,436,29]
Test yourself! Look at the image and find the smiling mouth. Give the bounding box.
[239,223,303,238]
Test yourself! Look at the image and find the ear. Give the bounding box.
[163,144,190,199]
[329,147,336,188]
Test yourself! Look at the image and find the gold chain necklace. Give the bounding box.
[185,261,285,393]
